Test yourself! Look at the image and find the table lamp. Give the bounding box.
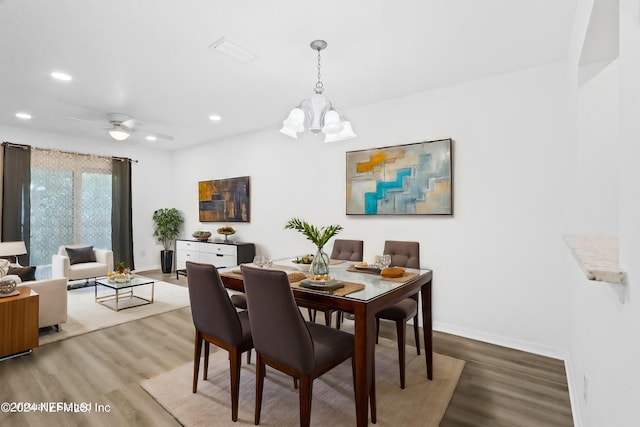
[0,241,28,265]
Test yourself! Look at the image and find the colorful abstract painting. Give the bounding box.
[346,139,452,215]
[198,176,250,222]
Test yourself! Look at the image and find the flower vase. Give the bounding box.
[309,247,330,278]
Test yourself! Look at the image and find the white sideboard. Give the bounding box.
[176,239,255,278]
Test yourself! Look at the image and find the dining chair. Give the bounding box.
[186,261,254,422]
[375,240,421,389]
[241,265,362,427]
[303,239,364,329]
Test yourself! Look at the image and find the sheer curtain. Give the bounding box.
[31,148,112,272]
[1,142,135,276]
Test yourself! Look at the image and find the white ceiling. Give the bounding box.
[0,0,577,151]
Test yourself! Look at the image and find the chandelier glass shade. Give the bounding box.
[280,40,356,143]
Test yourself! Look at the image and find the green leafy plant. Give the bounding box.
[152,208,184,250]
[285,218,343,249]
[116,261,126,273]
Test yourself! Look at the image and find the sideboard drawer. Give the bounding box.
[200,243,236,256]
[200,252,237,268]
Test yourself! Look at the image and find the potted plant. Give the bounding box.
[152,208,184,274]
[285,218,343,279]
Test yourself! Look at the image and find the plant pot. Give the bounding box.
[160,250,174,274]
[309,247,330,278]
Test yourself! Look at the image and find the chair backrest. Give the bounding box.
[186,261,244,346]
[241,265,315,374]
[330,239,364,261]
[383,240,420,269]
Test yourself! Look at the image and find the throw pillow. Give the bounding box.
[0,258,8,277]
[65,246,96,265]
[7,265,36,282]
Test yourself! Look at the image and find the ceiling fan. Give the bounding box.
[66,113,173,142]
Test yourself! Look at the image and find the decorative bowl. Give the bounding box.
[0,277,17,295]
[192,231,212,241]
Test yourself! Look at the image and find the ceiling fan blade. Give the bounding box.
[145,131,174,141]
[120,118,141,129]
[65,115,105,125]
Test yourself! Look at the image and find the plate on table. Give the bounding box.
[353,264,381,274]
[299,278,344,291]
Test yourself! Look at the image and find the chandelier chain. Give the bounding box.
[315,50,323,92]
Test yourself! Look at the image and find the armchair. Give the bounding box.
[51,245,114,284]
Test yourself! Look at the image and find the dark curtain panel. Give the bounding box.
[111,157,134,270]
[1,142,31,265]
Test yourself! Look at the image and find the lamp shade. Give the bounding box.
[322,110,344,134]
[0,241,27,257]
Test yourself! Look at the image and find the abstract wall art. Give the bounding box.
[346,139,452,215]
[198,176,250,222]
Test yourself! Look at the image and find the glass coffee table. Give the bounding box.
[95,276,155,311]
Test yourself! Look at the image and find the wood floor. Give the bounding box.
[0,270,573,426]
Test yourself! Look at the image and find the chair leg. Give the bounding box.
[193,331,203,393]
[229,347,242,422]
[375,318,380,343]
[335,311,342,330]
[413,314,421,355]
[396,320,407,389]
[247,348,252,364]
[299,375,313,427]
[255,354,266,425]
[203,341,210,380]
[323,310,332,327]
[307,308,316,323]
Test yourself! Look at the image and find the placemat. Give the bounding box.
[222,271,364,296]
[346,265,418,282]
[290,280,365,296]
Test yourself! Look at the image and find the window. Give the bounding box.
[30,150,112,278]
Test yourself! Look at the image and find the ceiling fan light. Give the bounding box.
[109,125,130,141]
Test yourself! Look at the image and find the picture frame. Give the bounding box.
[346,139,452,215]
[198,176,250,222]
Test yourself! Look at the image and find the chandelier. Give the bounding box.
[280,40,356,142]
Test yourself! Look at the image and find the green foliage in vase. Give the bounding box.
[285,218,343,249]
[152,208,184,250]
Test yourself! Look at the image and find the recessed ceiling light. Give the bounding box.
[209,37,256,63]
[51,71,72,81]
[209,114,222,122]
[15,112,32,119]
[146,135,157,141]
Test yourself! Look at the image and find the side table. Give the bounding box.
[0,287,39,361]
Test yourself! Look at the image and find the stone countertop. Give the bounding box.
[564,234,627,284]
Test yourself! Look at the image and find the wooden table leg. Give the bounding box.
[422,279,433,380]
[353,305,376,426]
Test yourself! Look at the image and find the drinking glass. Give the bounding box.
[253,255,266,268]
[381,254,392,269]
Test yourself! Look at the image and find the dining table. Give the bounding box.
[219,259,433,427]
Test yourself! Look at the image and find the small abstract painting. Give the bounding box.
[199,176,250,222]
[346,139,452,215]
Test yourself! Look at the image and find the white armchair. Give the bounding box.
[51,245,114,283]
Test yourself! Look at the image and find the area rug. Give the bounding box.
[39,277,190,345]
[141,337,464,426]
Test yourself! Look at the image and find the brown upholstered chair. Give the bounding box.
[375,240,421,389]
[186,261,253,422]
[241,265,360,427]
[304,239,364,329]
[330,239,364,262]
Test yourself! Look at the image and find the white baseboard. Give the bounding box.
[433,320,567,360]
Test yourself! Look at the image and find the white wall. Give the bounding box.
[565,0,640,426]
[0,126,173,271]
[170,61,573,358]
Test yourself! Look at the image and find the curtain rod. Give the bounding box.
[2,141,138,163]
